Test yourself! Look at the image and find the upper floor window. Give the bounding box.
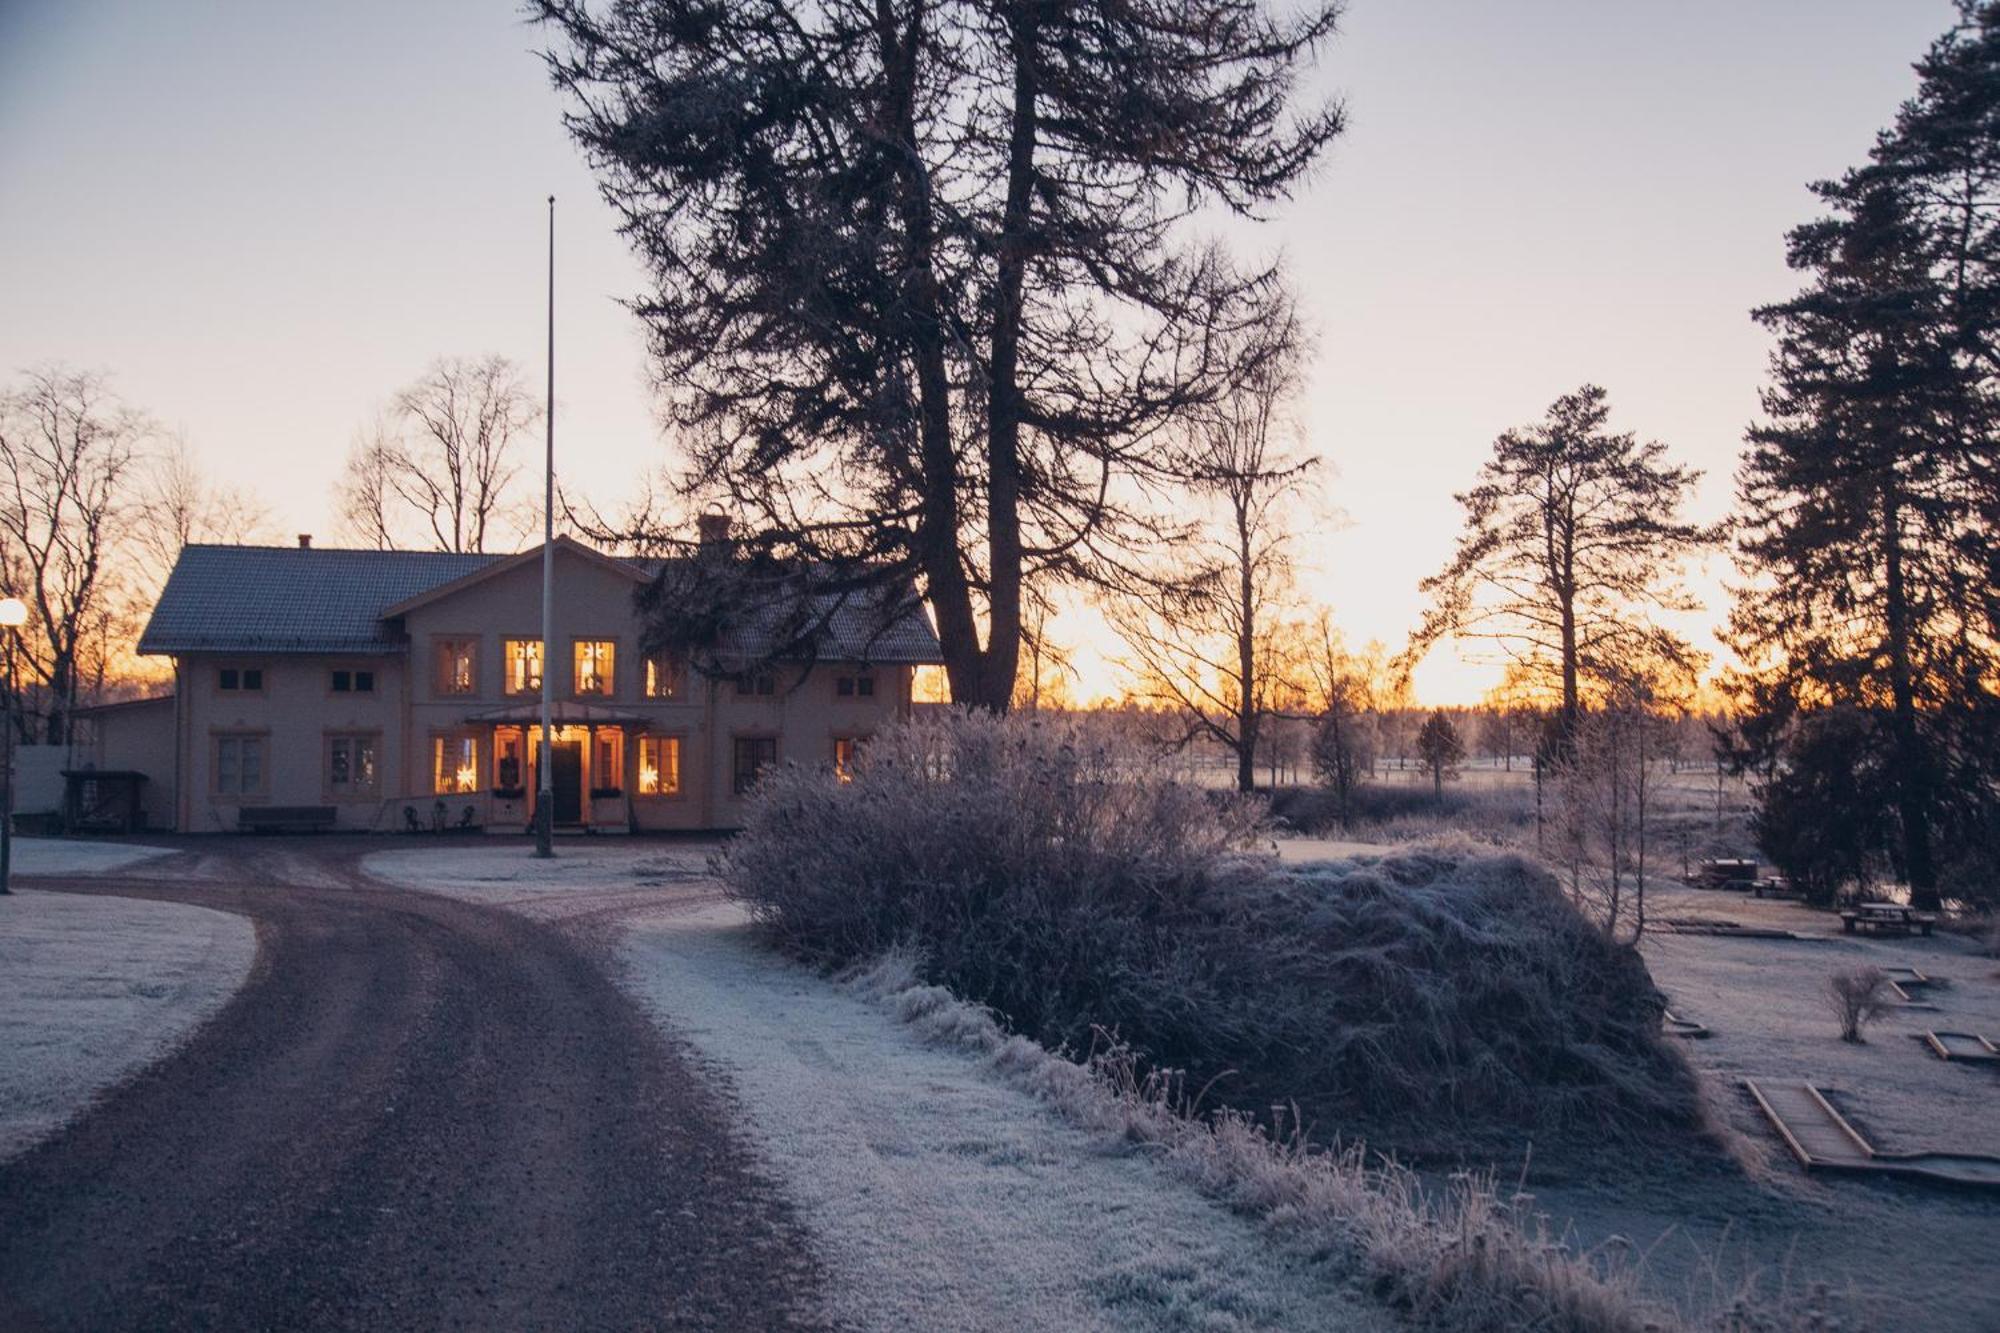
[331,668,375,694]
[503,639,543,695]
[434,638,477,695]
[573,640,615,697]
[643,650,684,700]
[218,666,263,692]
[835,674,876,699]
[735,671,776,697]
[638,735,682,796]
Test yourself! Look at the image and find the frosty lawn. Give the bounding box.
[0,887,257,1160]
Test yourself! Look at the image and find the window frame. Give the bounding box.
[732,735,778,795]
[734,671,777,698]
[324,731,382,801]
[572,638,617,699]
[211,730,269,799]
[642,649,684,701]
[502,637,545,697]
[836,674,877,699]
[330,667,377,696]
[433,636,480,697]
[637,734,683,797]
[431,730,482,795]
[216,665,265,694]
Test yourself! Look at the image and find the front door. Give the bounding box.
[552,742,584,824]
[537,740,585,825]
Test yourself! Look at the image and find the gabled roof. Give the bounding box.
[381,535,646,618]
[138,541,946,665]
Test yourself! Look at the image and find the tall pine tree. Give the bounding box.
[1731,3,2000,910]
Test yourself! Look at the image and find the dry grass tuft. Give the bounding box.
[1823,966,1892,1043]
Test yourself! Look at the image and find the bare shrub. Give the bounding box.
[726,711,1705,1159]
[1824,966,1891,1043]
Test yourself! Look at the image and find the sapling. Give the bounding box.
[1825,965,1891,1043]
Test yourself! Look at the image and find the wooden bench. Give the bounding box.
[238,805,338,834]
[1840,902,1936,936]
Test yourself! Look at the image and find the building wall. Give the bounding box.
[177,653,405,832]
[82,699,178,829]
[163,542,913,832]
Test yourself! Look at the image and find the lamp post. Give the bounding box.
[0,596,28,896]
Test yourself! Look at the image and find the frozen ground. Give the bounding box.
[0,888,257,1160]
[368,845,1389,1331]
[1542,882,2000,1330]
[7,837,178,877]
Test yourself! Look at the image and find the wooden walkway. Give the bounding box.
[1744,1078,2000,1189]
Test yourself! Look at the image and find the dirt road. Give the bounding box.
[0,841,825,1331]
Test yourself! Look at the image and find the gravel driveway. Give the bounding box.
[0,840,825,1331]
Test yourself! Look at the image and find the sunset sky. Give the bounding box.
[0,0,1957,704]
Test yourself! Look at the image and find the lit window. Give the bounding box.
[214,734,265,796]
[638,736,681,796]
[327,733,379,796]
[733,736,777,794]
[574,640,615,697]
[432,733,480,794]
[218,667,263,692]
[643,650,683,700]
[833,736,866,783]
[435,639,477,695]
[493,727,525,791]
[592,729,624,791]
[504,639,543,695]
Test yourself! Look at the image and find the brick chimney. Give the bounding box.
[695,512,732,550]
[297,534,313,549]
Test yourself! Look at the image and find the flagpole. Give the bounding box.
[535,194,556,859]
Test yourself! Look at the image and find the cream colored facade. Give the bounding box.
[133,540,919,833]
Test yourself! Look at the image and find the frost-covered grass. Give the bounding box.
[843,950,1848,1333]
[0,888,256,1159]
[726,713,1705,1160]
[619,903,1394,1333]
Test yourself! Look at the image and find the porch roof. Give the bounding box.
[461,700,653,728]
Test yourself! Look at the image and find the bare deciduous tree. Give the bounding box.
[135,435,274,586]
[1111,312,1317,792]
[0,367,144,742]
[337,356,538,552]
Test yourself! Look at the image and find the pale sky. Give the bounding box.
[0,0,1956,703]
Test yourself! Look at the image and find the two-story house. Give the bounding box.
[100,523,942,833]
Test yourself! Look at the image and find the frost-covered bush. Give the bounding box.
[726,711,1704,1156]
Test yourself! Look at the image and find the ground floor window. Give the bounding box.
[493,726,526,792]
[433,732,480,794]
[638,736,681,796]
[592,729,624,794]
[213,733,266,798]
[833,735,867,783]
[326,733,379,798]
[733,736,777,795]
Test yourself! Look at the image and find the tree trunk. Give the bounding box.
[1881,488,1940,910]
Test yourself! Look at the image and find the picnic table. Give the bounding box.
[1840,901,1936,936]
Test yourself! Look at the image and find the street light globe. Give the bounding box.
[0,598,26,628]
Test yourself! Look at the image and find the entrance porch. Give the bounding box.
[454,701,652,834]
